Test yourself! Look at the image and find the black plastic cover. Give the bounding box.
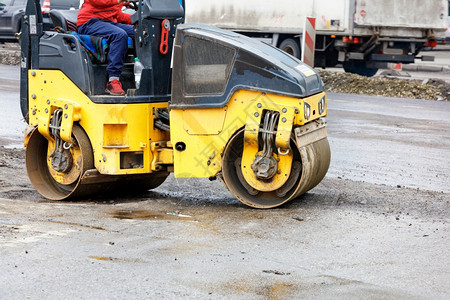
[39,32,94,95]
[171,24,324,109]
[130,0,184,23]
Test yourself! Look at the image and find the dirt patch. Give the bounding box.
[319,70,449,101]
[0,146,24,169]
[425,78,450,100]
[0,147,33,200]
[0,43,20,65]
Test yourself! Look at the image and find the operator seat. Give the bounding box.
[44,9,135,96]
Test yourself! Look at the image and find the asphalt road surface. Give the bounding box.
[0,65,449,299]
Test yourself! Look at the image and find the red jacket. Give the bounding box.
[77,0,131,27]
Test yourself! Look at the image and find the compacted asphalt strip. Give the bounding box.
[0,64,449,299]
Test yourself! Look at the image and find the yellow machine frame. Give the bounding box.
[26,70,169,175]
[26,70,327,184]
[170,89,327,180]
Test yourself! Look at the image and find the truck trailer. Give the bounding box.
[185,0,448,76]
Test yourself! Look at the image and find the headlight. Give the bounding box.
[318,96,325,115]
[304,102,311,120]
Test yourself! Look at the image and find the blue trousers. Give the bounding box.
[78,18,134,78]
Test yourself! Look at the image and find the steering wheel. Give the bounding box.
[123,1,139,11]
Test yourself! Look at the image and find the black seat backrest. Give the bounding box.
[130,0,184,96]
[49,9,79,31]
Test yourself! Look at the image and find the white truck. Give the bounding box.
[185,0,448,76]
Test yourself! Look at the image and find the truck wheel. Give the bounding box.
[279,38,301,59]
[343,61,378,77]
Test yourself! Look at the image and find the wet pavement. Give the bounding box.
[0,64,449,299]
[0,65,23,148]
[327,92,450,193]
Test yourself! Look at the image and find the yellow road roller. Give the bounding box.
[20,0,330,208]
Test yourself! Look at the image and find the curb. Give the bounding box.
[401,64,450,73]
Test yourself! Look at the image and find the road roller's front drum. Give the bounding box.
[221,129,330,208]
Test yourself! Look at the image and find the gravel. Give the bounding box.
[319,70,449,101]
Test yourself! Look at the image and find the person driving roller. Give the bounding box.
[77,0,134,96]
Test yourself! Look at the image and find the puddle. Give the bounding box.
[223,279,294,299]
[48,220,106,231]
[110,209,192,220]
[89,256,147,263]
[90,256,112,261]
[263,270,291,276]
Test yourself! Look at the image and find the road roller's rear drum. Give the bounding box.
[26,125,96,200]
[26,125,170,200]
